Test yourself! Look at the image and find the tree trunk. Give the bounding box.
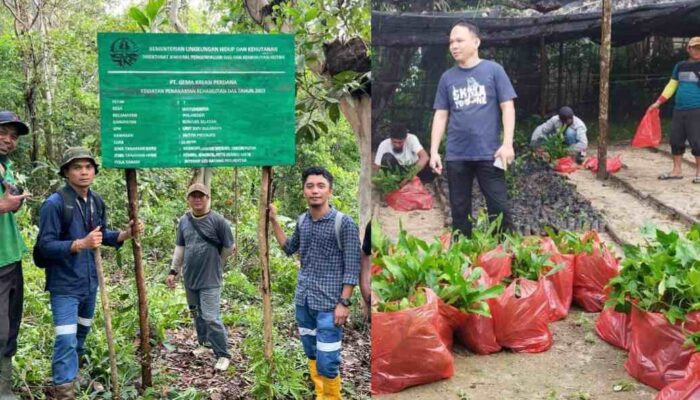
[339,95,371,231]
[597,0,612,180]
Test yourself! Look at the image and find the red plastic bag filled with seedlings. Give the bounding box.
[582,155,623,174]
[491,278,553,353]
[655,352,700,400]
[595,307,633,350]
[540,238,575,321]
[573,231,620,312]
[385,177,433,212]
[554,156,578,173]
[477,244,513,283]
[632,108,662,148]
[371,288,454,394]
[625,309,700,390]
[439,271,503,355]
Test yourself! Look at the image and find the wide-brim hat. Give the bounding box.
[0,111,29,136]
[59,147,100,177]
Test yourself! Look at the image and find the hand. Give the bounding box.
[334,303,350,326]
[429,153,443,175]
[81,226,103,249]
[268,204,278,221]
[123,219,145,240]
[0,183,31,213]
[494,144,515,169]
[166,274,177,289]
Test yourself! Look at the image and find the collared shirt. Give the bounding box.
[0,159,27,267]
[283,207,361,311]
[36,186,121,295]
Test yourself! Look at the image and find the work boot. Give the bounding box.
[53,381,75,400]
[322,375,342,400]
[307,360,324,399]
[0,357,18,400]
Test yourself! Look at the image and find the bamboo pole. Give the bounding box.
[125,169,152,387]
[257,166,273,395]
[597,0,612,180]
[93,248,119,399]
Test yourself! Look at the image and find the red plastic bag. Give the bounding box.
[540,238,575,321]
[583,155,623,174]
[476,245,512,283]
[625,309,700,390]
[655,353,700,400]
[573,231,620,312]
[439,300,501,355]
[554,156,578,173]
[371,288,454,394]
[491,278,553,353]
[385,177,433,212]
[632,108,662,148]
[595,308,633,350]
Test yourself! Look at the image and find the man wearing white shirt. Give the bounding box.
[374,127,432,182]
[531,106,588,163]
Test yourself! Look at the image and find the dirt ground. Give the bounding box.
[373,144,700,399]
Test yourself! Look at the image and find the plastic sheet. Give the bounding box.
[655,352,700,400]
[385,177,433,212]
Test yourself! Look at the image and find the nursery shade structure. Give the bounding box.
[372,1,700,48]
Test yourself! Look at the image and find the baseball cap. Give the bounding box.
[187,183,210,197]
[0,111,29,136]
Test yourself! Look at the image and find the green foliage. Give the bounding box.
[373,228,503,315]
[606,224,700,324]
[541,125,570,161]
[371,164,420,196]
[503,233,562,281]
[128,0,166,32]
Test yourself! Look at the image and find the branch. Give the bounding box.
[169,0,186,33]
[2,0,28,31]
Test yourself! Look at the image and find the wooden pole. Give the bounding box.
[557,41,564,107]
[125,169,152,387]
[597,0,612,180]
[540,36,548,116]
[93,248,119,399]
[233,167,239,265]
[257,166,274,394]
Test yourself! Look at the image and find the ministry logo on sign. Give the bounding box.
[110,38,139,67]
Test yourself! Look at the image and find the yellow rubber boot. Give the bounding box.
[322,375,341,400]
[308,360,324,399]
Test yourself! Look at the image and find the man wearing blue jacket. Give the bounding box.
[35,147,141,399]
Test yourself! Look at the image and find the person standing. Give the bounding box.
[269,167,361,400]
[35,147,142,399]
[0,111,31,400]
[429,21,517,237]
[166,183,235,372]
[650,36,700,182]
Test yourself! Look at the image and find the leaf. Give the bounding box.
[128,7,150,28]
[145,0,166,22]
[304,7,320,22]
[328,102,340,124]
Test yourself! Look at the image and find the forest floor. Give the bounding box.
[373,144,700,400]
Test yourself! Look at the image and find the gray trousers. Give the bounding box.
[185,287,230,359]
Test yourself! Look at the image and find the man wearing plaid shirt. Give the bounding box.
[269,166,361,400]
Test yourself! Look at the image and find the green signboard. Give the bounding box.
[97,33,296,168]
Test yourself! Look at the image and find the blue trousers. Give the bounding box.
[50,290,96,385]
[295,303,343,378]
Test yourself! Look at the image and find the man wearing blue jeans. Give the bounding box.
[430,21,517,238]
[167,183,234,372]
[35,147,141,399]
[269,167,361,400]
[530,106,589,163]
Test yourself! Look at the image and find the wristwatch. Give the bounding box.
[338,297,352,307]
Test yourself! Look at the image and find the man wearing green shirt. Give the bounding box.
[0,111,31,400]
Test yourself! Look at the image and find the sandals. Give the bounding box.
[658,173,683,180]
